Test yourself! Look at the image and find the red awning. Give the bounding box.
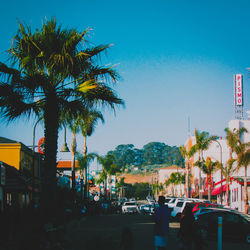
[211,184,229,195]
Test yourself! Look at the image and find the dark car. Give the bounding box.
[191,202,221,214]
[194,208,250,244]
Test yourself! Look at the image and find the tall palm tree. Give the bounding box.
[179,145,196,198]
[97,154,118,200]
[233,128,250,210]
[225,127,250,209]
[217,159,236,206]
[116,177,125,200]
[66,119,80,195]
[198,157,217,201]
[76,152,97,201]
[79,110,104,200]
[0,19,123,211]
[96,171,107,197]
[192,129,218,199]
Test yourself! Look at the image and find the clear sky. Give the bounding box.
[0,0,249,164]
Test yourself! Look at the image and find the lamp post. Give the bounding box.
[214,139,223,205]
[32,117,43,208]
[60,124,70,153]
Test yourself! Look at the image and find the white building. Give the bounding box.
[184,111,250,212]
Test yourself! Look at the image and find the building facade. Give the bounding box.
[184,112,250,212]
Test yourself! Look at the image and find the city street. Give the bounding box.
[65,214,250,250]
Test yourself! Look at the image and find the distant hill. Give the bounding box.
[107,142,184,172]
[117,173,158,185]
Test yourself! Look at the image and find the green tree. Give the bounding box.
[0,19,123,210]
[192,129,218,199]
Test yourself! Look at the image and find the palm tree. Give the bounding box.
[76,152,97,201]
[217,159,237,206]
[0,19,123,211]
[179,145,196,198]
[198,157,217,201]
[79,110,104,200]
[97,154,118,200]
[96,171,107,197]
[233,129,250,210]
[192,129,218,199]
[164,178,171,196]
[116,177,125,200]
[66,119,80,196]
[225,127,250,209]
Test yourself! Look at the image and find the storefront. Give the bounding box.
[0,161,31,210]
[213,177,250,212]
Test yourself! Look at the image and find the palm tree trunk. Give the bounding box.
[109,176,112,200]
[226,178,230,206]
[199,151,203,199]
[42,93,59,213]
[208,176,211,201]
[186,162,190,198]
[71,133,76,203]
[104,178,107,200]
[83,136,87,200]
[244,166,248,213]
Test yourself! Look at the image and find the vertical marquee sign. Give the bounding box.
[234,74,243,119]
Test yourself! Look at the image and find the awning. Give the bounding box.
[211,184,229,195]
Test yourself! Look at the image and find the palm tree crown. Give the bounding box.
[0,19,124,210]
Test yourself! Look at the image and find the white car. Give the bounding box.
[122,202,138,214]
[171,200,193,219]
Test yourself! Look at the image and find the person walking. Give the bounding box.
[154,196,171,250]
[178,205,195,250]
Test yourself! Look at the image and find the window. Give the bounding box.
[176,202,184,207]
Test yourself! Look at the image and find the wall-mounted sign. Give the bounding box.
[38,137,45,154]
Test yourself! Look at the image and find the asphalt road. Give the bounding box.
[65,214,250,250]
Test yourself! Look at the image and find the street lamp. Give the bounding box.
[60,124,70,152]
[32,117,43,208]
[214,139,223,205]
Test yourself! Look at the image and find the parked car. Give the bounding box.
[140,203,159,215]
[171,200,193,220]
[191,202,221,214]
[167,198,184,208]
[122,202,138,214]
[194,208,250,244]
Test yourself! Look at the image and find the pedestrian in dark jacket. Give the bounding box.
[154,196,171,250]
[178,204,195,250]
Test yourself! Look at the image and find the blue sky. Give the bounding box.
[0,0,249,163]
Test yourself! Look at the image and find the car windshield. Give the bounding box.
[177,202,184,207]
[124,202,136,206]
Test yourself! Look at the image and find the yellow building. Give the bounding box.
[0,136,40,209]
